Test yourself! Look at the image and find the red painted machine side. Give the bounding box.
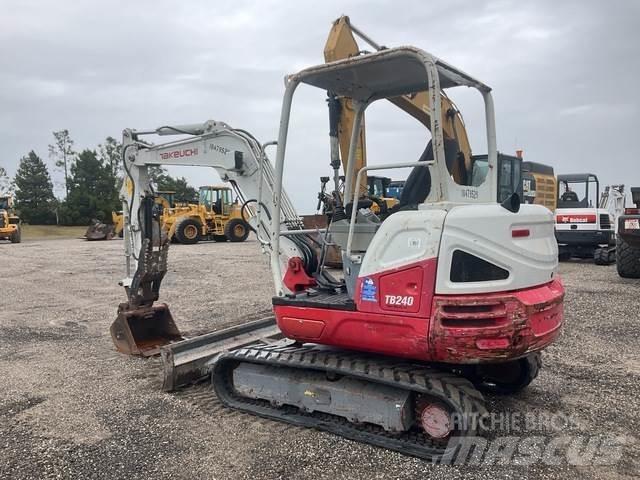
[274,256,565,364]
[355,258,438,318]
[428,277,564,362]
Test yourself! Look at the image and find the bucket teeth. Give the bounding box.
[110,303,182,356]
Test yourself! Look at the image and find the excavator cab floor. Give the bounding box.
[110,303,183,356]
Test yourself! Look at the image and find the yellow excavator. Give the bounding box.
[519,150,557,211]
[324,15,475,202]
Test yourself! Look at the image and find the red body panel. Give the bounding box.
[355,258,438,318]
[274,257,564,364]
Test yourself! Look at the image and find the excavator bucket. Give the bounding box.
[110,303,183,356]
[85,221,115,241]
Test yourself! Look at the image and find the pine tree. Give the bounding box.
[48,129,75,198]
[61,149,120,225]
[156,173,198,203]
[98,136,122,176]
[14,151,56,224]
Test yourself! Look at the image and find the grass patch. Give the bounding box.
[21,225,87,240]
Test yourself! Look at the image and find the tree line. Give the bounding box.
[2,130,197,225]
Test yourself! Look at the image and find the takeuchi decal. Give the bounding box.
[556,214,596,224]
[159,148,199,160]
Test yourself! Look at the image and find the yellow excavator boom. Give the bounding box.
[324,15,474,188]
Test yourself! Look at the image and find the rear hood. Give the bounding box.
[436,204,558,295]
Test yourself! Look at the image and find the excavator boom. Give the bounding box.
[324,15,474,187]
[110,120,305,355]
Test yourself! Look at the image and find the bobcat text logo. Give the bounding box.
[557,215,595,224]
[159,148,198,160]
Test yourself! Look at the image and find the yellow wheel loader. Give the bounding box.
[0,196,21,243]
[85,191,175,240]
[164,185,251,244]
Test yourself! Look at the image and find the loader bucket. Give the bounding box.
[85,222,115,241]
[110,303,183,356]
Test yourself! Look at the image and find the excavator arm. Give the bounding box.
[324,16,474,187]
[111,120,304,355]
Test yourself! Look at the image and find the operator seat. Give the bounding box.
[561,191,579,203]
[213,198,223,215]
[397,138,459,209]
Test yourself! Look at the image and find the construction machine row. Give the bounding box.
[85,185,251,243]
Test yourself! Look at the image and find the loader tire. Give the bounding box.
[594,247,614,265]
[616,235,640,278]
[10,227,21,244]
[224,218,250,242]
[175,217,201,245]
[467,352,541,395]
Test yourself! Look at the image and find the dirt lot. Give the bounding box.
[1,237,638,479]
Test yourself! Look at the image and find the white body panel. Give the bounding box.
[358,203,558,296]
[358,210,446,277]
[436,204,557,294]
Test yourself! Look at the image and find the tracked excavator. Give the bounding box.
[110,38,564,459]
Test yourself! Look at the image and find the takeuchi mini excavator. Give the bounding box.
[110,38,564,459]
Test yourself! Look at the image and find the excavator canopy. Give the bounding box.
[292,46,491,102]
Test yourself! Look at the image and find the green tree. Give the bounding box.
[98,136,122,176]
[61,149,119,225]
[156,173,198,203]
[13,151,56,224]
[48,129,75,198]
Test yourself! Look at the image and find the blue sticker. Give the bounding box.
[361,277,377,302]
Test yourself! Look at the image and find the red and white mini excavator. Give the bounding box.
[110,27,564,460]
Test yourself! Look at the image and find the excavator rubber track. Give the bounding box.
[212,342,488,461]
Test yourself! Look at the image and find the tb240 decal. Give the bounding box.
[384,295,415,307]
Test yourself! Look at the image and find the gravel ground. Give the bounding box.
[0,237,638,479]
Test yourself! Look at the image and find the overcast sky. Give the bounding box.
[1,0,638,212]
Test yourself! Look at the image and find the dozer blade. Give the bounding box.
[110,303,183,357]
[160,316,283,391]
